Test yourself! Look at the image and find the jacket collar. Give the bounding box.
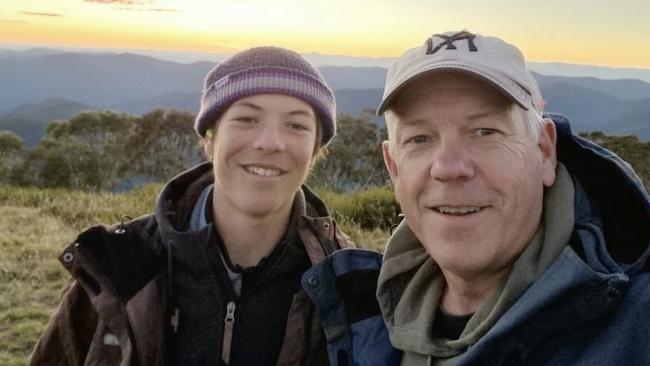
[459,243,627,364]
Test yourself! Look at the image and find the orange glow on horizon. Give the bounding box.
[2,0,649,69]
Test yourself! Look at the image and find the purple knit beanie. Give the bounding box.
[194,46,336,146]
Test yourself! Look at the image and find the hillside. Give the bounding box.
[112,91,200,115]
[534,72,650,101]
[0,99,96,148]
[0,52,213,110]
[540,82,650,139]
[528,62,650,84]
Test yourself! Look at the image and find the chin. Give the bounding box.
[425,240,485,267]
[238,200,279,217]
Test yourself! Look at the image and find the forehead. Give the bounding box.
[388,71,512,119]
[228,93,315,117]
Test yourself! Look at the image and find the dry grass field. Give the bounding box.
[0,184,390,364]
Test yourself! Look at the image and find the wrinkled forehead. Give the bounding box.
[388,71,513,117]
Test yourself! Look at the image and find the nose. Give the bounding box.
[430,139,474,182]
[252,121,285,152]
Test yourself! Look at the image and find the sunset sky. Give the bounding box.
[2,0,649,68]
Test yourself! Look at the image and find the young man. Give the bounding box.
[376,31,650,365]
[30,47,398,365]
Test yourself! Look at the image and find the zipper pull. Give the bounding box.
[221,301,236,364]
[170,308,180,333]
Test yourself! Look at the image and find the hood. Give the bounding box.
[551,113,650,270]
[154,161,215,243]
[58,163,216,304]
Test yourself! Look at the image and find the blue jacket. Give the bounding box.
[305,249,401,366]
[459,114,650,364]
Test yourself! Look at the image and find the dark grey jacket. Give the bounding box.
[29,162,398,365]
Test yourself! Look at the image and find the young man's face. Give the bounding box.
[204,93,318,218]
[383,72,557,280]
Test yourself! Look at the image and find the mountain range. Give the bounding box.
[1,49,649,148]
[4,45,650,81]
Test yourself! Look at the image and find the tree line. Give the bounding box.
[0,109,389,192]
[578,131,650,189]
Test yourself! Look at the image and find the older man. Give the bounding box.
[376,31,650,365]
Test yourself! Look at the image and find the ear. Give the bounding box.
[382,141,400,194]
[203,136,214,161]
[309,154,317,170]
[538,119,558,187]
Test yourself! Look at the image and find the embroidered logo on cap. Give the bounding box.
[426,31,478,55]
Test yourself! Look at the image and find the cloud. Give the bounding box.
[115,7,180,12]
[0,19,29,23]
[20,11,63,17]
[145,8,179,12]
[84,1,180,13]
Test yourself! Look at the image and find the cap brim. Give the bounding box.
[377,65,531,116]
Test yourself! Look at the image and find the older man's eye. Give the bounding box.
[408,135,431,144]
[473,128,498,137]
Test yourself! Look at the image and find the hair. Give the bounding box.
[525,108,545,138]
[312,116,327,161]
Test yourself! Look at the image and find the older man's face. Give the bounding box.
[383,72,557,279]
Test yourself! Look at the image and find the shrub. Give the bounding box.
[318,185,400,231]
[0,183,161,231]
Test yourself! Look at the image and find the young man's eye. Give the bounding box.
[288,122,310,131]
[234,116,256,123]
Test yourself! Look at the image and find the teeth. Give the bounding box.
[246,166,281,177]
[435,206,481,215]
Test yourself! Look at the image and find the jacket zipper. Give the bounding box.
[221,301,236,364]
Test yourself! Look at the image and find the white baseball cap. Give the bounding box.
[377,31,544,115]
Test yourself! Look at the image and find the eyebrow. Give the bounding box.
[398,118,428,128]
[231,101,263,111]
[466,111,493,121]
[287,109,314,117]
[466,107,509,121]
